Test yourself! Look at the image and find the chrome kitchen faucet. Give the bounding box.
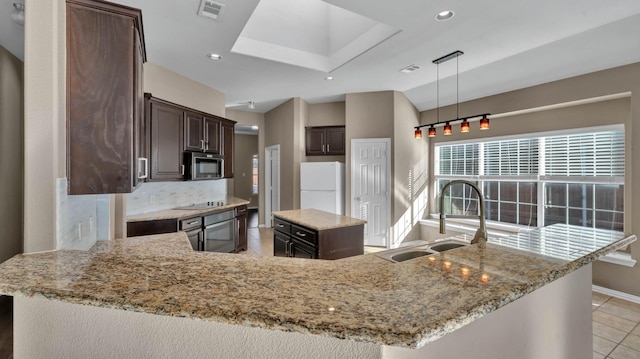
[439,180,488,244]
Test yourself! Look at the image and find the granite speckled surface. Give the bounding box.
[126,196,250,222]
[273,209,366,230]
[0,224,634,348]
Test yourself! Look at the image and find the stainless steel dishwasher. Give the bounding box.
[203,209,237,253]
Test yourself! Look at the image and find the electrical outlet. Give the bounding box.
[149,195,156,204]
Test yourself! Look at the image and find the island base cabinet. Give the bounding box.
[13,265,592,359]
[273,216,363,260]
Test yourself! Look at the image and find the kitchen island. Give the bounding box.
[273,209,366,259]
[0,224,634,358]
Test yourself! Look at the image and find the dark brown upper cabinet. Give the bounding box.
[146,94,236,181]
[147,96,185,181]
[306,126,345,156]
[184,112,221,154]
[66,0,146,194]
[221,121,235,178]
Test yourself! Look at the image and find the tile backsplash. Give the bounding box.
[126,180,227,215]
[56,178,100,250]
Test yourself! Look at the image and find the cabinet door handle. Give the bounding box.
[205,141,209,152]
[322,144,326,152]
[285,240,290,256]
[138,158,148,179]
[186,221,199,225]
[181,165,185,176]
[200,139,205,151]
[276,224,284,228]
[295,231,306,237]
[327,144,330,152]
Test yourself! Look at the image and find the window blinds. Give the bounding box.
[544,131,624,177]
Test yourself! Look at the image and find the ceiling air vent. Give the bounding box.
[198,0,225,20]
[399,64,421,74]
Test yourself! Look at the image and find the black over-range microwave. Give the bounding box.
[184,152,224,180]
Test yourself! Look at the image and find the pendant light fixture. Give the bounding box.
[479,115,490,130]
[443,122,452,135]
[428,125,437,137]
[460,119,470,132]
[414,50,490,138]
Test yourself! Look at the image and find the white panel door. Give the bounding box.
[351,139,390,247]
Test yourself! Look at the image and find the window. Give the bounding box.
[252,154,258,195]
[435,128,624,231]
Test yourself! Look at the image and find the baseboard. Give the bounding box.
[592,285,640,304]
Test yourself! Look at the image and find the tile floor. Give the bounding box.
[592,292,640,359]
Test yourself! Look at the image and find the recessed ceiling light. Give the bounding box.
[207,53,222,60]
[325,76,334,81]
[435,10,454,21]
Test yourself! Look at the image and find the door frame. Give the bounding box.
[350,138,391,248]
[264,144,280,228]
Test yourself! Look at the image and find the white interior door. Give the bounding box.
[265,145,280,227]
[351,138,390,247]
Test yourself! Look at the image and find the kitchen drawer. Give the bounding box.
[291,224,317,246]
[236,205,248,217]
[273,217,291,234]
[180,216,203,231]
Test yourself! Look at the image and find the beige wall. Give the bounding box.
[233,134,259,208]
[392,91,428,246]
[344,91,395,216]
[144,62,226,117]
[308,102,345,127]
[23,0,66,252]
[264,99,297,211]
[422,62,640,296]
[226,109,266,223]
[0,45,24,261]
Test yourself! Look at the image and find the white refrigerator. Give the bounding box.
[300,162,345,215]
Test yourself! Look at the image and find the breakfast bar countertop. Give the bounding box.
[0,224,635,349]
[126,196,250,222]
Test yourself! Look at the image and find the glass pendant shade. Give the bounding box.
[479,116,490,130]
[428,126,437,137]
[414,128,422,139]
[460,119,470,133]
[443,122,452,135]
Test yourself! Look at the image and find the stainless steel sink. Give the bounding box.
[391,250,433,262]
[377,238,470,263]
[428,241,467,252]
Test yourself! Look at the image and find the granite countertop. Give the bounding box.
[273,208,367,230]
[0,224,634,349]
[127,196,250,222]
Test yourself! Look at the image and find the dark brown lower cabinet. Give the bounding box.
[273,217,363,260]
[235,205,248,252]
[127,219,178,237]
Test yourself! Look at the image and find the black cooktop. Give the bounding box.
[173,201,227,210]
